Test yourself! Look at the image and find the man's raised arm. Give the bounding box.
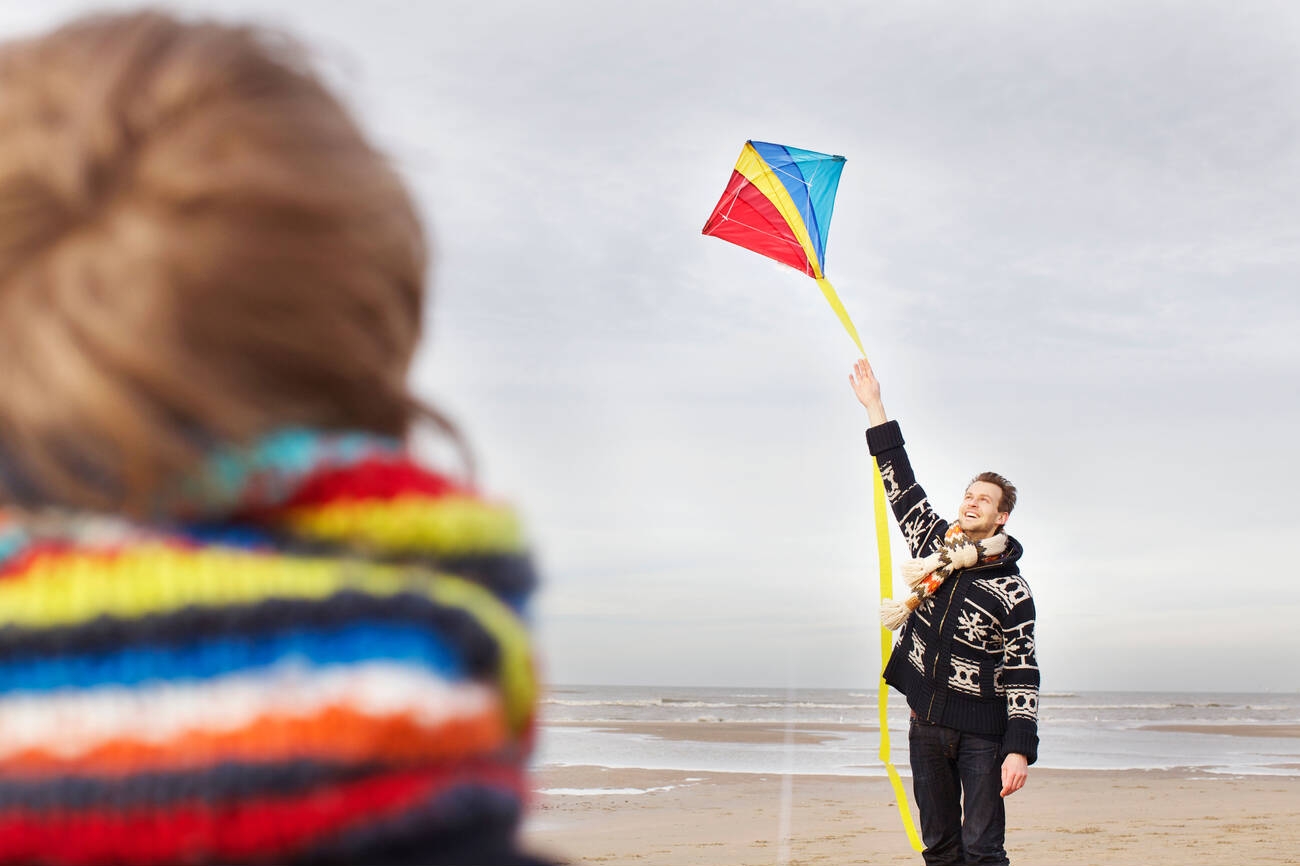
[849,358,947,558]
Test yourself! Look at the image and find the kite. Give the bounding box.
[701,140,865,356]
[702,140,924,853]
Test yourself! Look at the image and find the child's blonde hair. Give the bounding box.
[0,11,429,511]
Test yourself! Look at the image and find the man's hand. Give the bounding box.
[1000,753,1028,797]
[849,358,889,426]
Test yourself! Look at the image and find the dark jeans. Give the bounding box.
[909,717,1009,866]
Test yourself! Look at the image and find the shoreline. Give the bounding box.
[545,718,1300,742]
[543,719,875,745]
[523,764,1300,865]
[539,719,1300,777]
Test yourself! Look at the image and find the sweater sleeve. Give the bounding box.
[865,420,948,558]
[999,588,1040,764]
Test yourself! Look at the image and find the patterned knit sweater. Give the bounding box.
[0,430,544,865]
[868,421,1040,764]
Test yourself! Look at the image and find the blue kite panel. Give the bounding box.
[750,140,824,269]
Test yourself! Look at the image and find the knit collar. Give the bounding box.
[0,429,540,863]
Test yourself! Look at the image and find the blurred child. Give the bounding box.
[0,11,545,865]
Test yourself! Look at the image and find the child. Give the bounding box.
[0,11,545,865]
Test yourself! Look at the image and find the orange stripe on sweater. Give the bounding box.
[0,706,509,776]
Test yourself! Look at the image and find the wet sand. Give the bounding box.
[524,723,1300,865]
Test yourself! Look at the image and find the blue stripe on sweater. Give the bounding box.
[0,622,465,693]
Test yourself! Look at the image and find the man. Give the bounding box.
[849,358,1039,866]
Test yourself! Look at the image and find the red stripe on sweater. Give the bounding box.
[280,458,469,509]
[0,764,525,865]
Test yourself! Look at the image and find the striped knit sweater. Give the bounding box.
[0,430,543,865]
[867,421,1040,764]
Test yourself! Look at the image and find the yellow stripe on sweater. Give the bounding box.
[0,547,535,731]
[281,495,527,555]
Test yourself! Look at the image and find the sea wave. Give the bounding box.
[1045,703,1241,711]
[543,698,867,710]
[542,717,883,727]
[537,785,681,796]
[542,699,665,708]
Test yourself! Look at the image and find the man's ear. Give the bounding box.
[996,512,1008,527]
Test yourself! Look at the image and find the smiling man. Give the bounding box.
[849,358,1039,866]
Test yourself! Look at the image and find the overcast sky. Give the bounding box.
[5,1,1299,692]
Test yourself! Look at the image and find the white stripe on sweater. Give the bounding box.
[0,661,498,758]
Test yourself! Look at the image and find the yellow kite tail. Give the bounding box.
[812,274,922,851]
[815,278,866,357]
[874,457,924,853]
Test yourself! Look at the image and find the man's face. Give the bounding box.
[957,480,1008,540]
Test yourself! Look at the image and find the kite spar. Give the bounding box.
[702,140,924,853]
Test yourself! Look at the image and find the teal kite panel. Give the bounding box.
[783,144,845,271]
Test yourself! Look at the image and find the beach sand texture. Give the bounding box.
[524,721,1300,865]
[526,766,1300,865]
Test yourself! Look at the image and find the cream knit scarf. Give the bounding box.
[879,523,1008,630]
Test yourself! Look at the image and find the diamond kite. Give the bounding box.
[701,140,863,354]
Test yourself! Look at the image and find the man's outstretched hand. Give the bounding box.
[849,358,888,427]
[1000,753,1028,797]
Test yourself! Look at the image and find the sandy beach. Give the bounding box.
[523,722,1300,865]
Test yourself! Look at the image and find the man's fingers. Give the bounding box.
[1000,754,1028,798]
[851,359,877,389]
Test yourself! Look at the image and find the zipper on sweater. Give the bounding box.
[921,540,1016,720]
[926,587,958,719]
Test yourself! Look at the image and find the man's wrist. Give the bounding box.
[865,402,888,427]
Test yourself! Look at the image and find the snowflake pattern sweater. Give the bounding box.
[868,421,1040,764]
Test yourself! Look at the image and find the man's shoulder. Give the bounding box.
[969,570,1034,611]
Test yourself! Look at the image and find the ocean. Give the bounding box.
[535,686,1300,778]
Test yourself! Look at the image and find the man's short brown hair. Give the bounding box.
[0,12,430,511]
[970,471,1017,515]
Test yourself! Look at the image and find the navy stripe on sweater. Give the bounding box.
[0,760,381,810]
